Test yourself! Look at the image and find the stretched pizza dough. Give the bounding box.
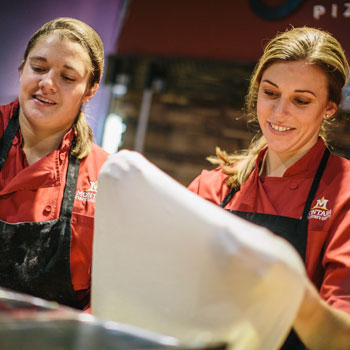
[92,150,306,350]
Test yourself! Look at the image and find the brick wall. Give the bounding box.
[114,91,252,186]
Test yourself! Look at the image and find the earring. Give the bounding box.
[325,114,329,119]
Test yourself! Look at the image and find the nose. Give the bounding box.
[272,97,290,121]
[38,72,57,94]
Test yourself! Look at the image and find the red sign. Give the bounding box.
[116,0,350,61]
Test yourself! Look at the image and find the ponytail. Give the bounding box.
[208,135,267,188]
[71,112,93,159]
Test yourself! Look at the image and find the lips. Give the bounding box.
[34,95,56,105]
[268,121,294,132]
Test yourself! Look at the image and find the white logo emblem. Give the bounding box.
[75,181,98,203]
[87,181,98,193]
[308,196,332,221]
[313,197,328,210]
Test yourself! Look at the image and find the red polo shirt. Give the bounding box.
[0,100,109,305]
[189,138,350,314]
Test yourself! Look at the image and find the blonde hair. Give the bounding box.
[21,17,105,158]
[211,26,350,188]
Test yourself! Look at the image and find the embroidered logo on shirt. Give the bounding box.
[75,181,98,203]
[308,196,332,221]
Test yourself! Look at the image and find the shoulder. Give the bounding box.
[85,143,109,163]
[79,143,109,175]
[189,167,227,188]
[188,167,230,204]
[320,152,350,207]
[328,152,350,164]
[0,99,18,116]
[325,153,350,179]
[0,100,19,135]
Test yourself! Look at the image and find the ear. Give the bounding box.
[19,60,25,73]
[323,101,338,119]
[82,83,99,104]
[19,60,25,80]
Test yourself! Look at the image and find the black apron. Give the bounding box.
[0,107,83,309]
[219,149,330,350]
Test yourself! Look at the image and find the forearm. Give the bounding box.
[293,281,350,349]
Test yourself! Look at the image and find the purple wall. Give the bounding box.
[0,0,126,142]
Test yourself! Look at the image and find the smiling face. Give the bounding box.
[19,34,96,134]
[257,60,337,161]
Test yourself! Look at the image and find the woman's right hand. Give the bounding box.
[293,278,350,350]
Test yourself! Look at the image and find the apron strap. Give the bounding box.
[301,148,330,220]
[60,151,80,219]
[220,186,240,208]
[0,107,19,171]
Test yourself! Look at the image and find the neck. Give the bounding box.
[263,148,312,177]
[19,112,71,166]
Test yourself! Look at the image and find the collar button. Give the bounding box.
[43,205,52,214]
[289,182,298,190]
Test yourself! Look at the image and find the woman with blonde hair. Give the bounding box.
[189,27,350,349]
[0,17,108,310]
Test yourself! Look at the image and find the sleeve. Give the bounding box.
[0,109,5,138]
[0,100,19,138]
[187,174,201,193]
[187,168,230,207]
[320,200,350,314]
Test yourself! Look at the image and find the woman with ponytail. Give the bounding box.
[0,17,108,310]
[189,27,350,349]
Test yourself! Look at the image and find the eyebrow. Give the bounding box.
[262,79,316,97]
[28,56,78,73]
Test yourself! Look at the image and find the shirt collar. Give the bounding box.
[16,125,75,153]
[255,138,326,178]
[283,138,326,177]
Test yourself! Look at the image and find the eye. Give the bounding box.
[263,89,278,98]
[295,98,310,105]
[62,75,75,82]
[31,65,46,73]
